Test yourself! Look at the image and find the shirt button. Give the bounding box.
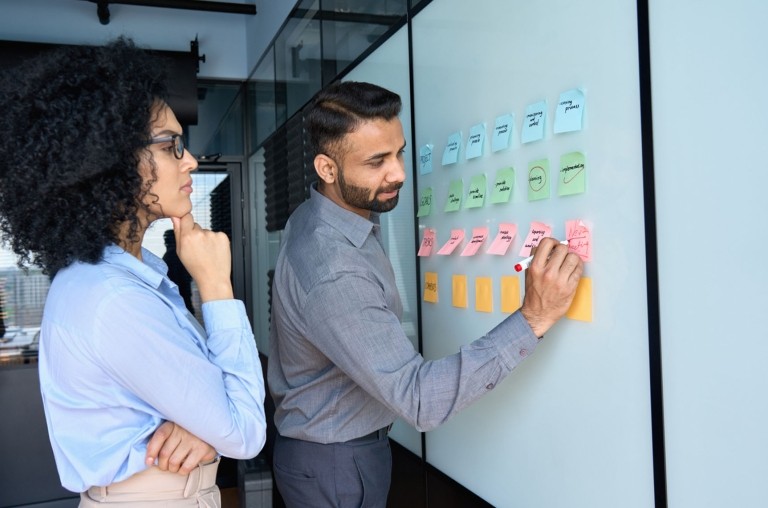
[519,349,528,357]
[486,383,495,390]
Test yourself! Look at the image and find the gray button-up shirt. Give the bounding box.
[268,185,539,444]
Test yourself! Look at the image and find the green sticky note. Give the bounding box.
[444,179,463,212]
[464,174,486,209]
[527,159,550,201]
[417,187,433,217]
[490,167,514,204]
[558,152,586,196]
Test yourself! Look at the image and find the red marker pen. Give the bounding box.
[514,240,569,272]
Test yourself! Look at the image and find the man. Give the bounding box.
[268,81,583,508]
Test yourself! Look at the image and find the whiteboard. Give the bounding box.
[411,0,654,506]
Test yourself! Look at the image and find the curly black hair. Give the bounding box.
[0,37,168,275]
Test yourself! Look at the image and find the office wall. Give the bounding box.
[649,2,768,507]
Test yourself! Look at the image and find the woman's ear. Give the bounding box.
[314,154,336,185]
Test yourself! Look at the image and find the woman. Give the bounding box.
[0,38,266,505]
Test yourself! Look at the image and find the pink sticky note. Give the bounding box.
[437,229,465,255]
[460,227,489,257]
[418,228,436,257]
[519,221,552,256]
[565,219,592,261]
[487,223,517,256]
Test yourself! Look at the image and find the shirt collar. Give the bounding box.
[309,184,380,249]
[103,244,166,289]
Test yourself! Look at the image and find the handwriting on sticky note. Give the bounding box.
[490,167,514,204]
[416,187,432,218]
[444,179,463,212]
[464,174,486,209]
[424,272,438,303]
[519,221,552,257]
[437,229,465,255]
[565,219,592,262]
[419,144,433,175]
[418,228,436,257]
[460,227,489,256]
[487,223,517,255]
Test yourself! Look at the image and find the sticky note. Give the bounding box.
[487,223,517,256]
[460,227,489,257]
[566,277,592,322]
[437,229,465,255]
[475,277,493,313]
[565,219,592,262]
[490,167,514,204]
[492,113,514,152]
[419,144,434,175]
[528,159,550,201]
[558,152,586,196]
[444,179,463,212]
[500,276,521,313]
[417,228,436,257]
[442,131,462,165]
[417,187,433,218]
[554,88,585,133]
[424,272,438,303]
[519,221,552,257]
[466,123,486,160]
[521,100,547,143]
[452,274,468,308]
[464,174,486,209]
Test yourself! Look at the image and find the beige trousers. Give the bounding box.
[79,459,220,507]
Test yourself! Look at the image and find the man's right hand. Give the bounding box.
[519,237,584,338]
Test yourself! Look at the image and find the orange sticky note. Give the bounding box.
[500,276,521,313]
[475,277,493,313]
[424,272,438,303]
[566,277,592,322]
[452,274,468,308]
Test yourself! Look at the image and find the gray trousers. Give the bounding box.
[273,431,392,508]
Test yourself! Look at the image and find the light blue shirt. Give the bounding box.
[39,245,266,493]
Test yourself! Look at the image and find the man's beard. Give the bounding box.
[338,165,402,213]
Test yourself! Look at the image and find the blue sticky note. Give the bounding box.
[442,131,462,166]
[554,89,585,133]
[465,123,486,160]
[419,144,434,175]
[492,114,514,152]
[521,100,547,144]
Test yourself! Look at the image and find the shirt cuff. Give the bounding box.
[201,299,249,335]
[487,311,540,369]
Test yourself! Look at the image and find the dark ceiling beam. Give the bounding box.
[83,0,256,25]
[293,8,402,26]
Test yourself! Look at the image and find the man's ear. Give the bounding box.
[315,154,336,185]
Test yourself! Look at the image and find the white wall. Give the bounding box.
[650,2,768,507]
[0,0,251,78]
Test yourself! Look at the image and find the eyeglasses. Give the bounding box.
[148,134,186,160]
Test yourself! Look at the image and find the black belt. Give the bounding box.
[345,425,391,445]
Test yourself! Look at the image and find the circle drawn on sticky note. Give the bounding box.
[529,165,547,192]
